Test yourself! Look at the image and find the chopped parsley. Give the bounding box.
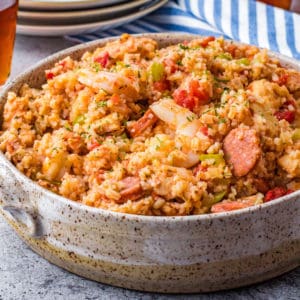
[121,119,128,126]
[92,62,101,72]
[97,101,107,108]
[236,58,250,66]
[179,44,189,50]
[120,133,128,139]
[155,136,164,150]
[64,123,72,131]
[186,115,196,122]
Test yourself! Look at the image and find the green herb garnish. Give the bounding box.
[97,101,107,108]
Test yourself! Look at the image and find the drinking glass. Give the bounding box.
[0,0,18,86]
[259,0,300,12]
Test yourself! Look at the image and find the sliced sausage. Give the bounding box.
[211,195,259,213]
[223,127,261,177]
[117,176,143,203]
[274,68,300,91]
[211,199,253,213]
[127,109,158,138]
[253,178,269,194]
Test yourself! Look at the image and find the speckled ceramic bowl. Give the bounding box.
[0,34,299,293]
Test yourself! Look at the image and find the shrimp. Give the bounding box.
[77,69,140,100]
[150,98,195,128]
[150,98,206,168]
[42,150,69,181]
[150,98,209,140]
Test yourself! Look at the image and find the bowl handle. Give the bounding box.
[0,157,44,238]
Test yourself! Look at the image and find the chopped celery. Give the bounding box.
[292,128,300,141]
[73,115,85,125]
[116,61,130,68]
[216,53,232,60]
[212,191,226,204]
[236,58,250,66]
[199,153,224,165]
[150,62,165,82]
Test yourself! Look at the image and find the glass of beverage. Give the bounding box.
[0,0,18,86]
[258,0,300,12]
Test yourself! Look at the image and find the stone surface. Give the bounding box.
[0,34,299,300]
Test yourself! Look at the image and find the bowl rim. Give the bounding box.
[0,32,299,223]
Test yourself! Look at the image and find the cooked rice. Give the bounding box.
[1,34,299,215]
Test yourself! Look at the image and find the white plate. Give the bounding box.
[19,0,128,11]
[18,0,152,24]
[17,0,167,36]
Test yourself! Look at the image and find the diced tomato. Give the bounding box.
[188,80,210,104]
[96,170,105,183]
[226,43,237,57]
[200,36,215,48]
[275,73,289,86]
[173,89,196,111]
[199,126,209,136]
[164,58,178,73]
[193,163,208,176]
[58,60,67,68]
[264,187,293,202]
[75,84,85,91]
[274,110,295,123]
[284,99,296,108]
[274,98,296,123]
[153,79,170,92]
[182,40,189,46]
[173,88,187,102]
[110,94,121,105]
[46,71,54,80]
[94,51,109,68]
[87,140,101,151]
[173,80,210,111]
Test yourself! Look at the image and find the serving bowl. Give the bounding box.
[0,33,299,293]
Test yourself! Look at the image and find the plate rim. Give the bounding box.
[17,0,167,36]
[19,0,128,11]
[18,0,152,22]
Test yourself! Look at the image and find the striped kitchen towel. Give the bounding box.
[68,0,300,59]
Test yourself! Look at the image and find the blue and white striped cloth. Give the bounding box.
[68,0,300,59]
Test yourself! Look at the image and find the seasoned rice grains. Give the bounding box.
[1,34,300,215]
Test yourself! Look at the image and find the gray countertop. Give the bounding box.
[0,34,299,300]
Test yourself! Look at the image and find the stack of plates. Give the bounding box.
[18,0,167,36]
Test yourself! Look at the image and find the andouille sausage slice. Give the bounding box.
[223,127,261,177]
[116,176,143,203]
[127,109,158,138]
[211,195,258,213]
